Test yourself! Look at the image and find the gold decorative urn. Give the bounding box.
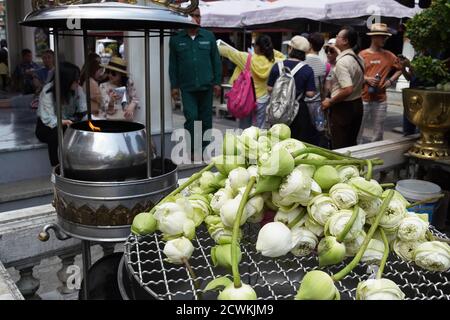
[403,88,450,160]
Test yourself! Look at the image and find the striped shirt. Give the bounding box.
[305,53,327,91]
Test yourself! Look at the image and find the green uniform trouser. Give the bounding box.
[181,89,213,152]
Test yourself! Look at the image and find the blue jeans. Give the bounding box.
[238,97,269,129]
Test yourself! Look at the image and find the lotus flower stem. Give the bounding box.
[336,206,359,242]
[303,143,353,159]
[406,194,445,209]
[380,183,395,189]
[292,148,346,160]
[148,162,215,214]
[294,158,383,167]
[182,257,202,299]
[365,160,373,181]
[288,207,307,229]
[232,176,256,288]
[332,190,394,282]
[376,228,389,279]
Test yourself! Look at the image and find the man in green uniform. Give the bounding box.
[169,7,222,158]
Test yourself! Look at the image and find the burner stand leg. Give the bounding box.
[81,240,91,300]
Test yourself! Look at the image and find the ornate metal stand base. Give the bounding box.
[409,142,450,160]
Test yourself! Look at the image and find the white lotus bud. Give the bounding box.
[163,237,194,264]
[256,222,293,257]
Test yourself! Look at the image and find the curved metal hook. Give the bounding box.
[38,223,72,242]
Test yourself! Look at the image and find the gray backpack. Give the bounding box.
[266,61,305,126]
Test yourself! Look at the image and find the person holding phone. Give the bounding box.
[99,56,139,121]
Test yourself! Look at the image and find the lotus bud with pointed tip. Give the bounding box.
[131,212,157,236]
[256,222,293,257]
[259,147,294,177]
[220,196,246,228]
[313,165,341,190]
[295,271,340,300]
[269,123,291,141]
[356,279,405,300]
[218,283,257,300]
[329,183,358,209]
[318,236,346,267]
[163,237,194,265]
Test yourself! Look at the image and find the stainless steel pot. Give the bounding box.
[62,120,147,181]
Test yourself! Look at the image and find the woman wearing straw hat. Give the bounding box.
[100,56,139,121]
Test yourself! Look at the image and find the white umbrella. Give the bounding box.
[200,0,256,28]
[325,0,422,20]
[242,0,331,26]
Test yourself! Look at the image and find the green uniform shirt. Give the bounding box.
[169,28,222,92]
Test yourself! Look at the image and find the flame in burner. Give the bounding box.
[88,121,101,132]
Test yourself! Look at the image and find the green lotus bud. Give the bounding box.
[329,183,358,209]
[295,271,340,300]
[336,165,360,183]
[348,177,383,200]
[356,279,405,300]
[218,283,257,300]
[318,236,346,267]
[256,222,293,258]
[199,171,216,191]
[213,155,246,176]
[414,241,450,272]
[269,124,291,141]
[241,126,260,141]
[163,237,194,265]
[254,175,283,194]
[313,165,341,190]
[211,244,242,270]
[131,212,157,236]
[259,147,295,177]
[393,239,425,262]
[307,194,339,226]
[223,133,240,155]
[398,214,429,242]
[258,135,272,155]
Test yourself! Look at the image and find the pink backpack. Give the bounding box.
[225,54,256,119]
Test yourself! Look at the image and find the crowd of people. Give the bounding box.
[0,6,417,166]
[0,39,139,166]
[169,8,414,154]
